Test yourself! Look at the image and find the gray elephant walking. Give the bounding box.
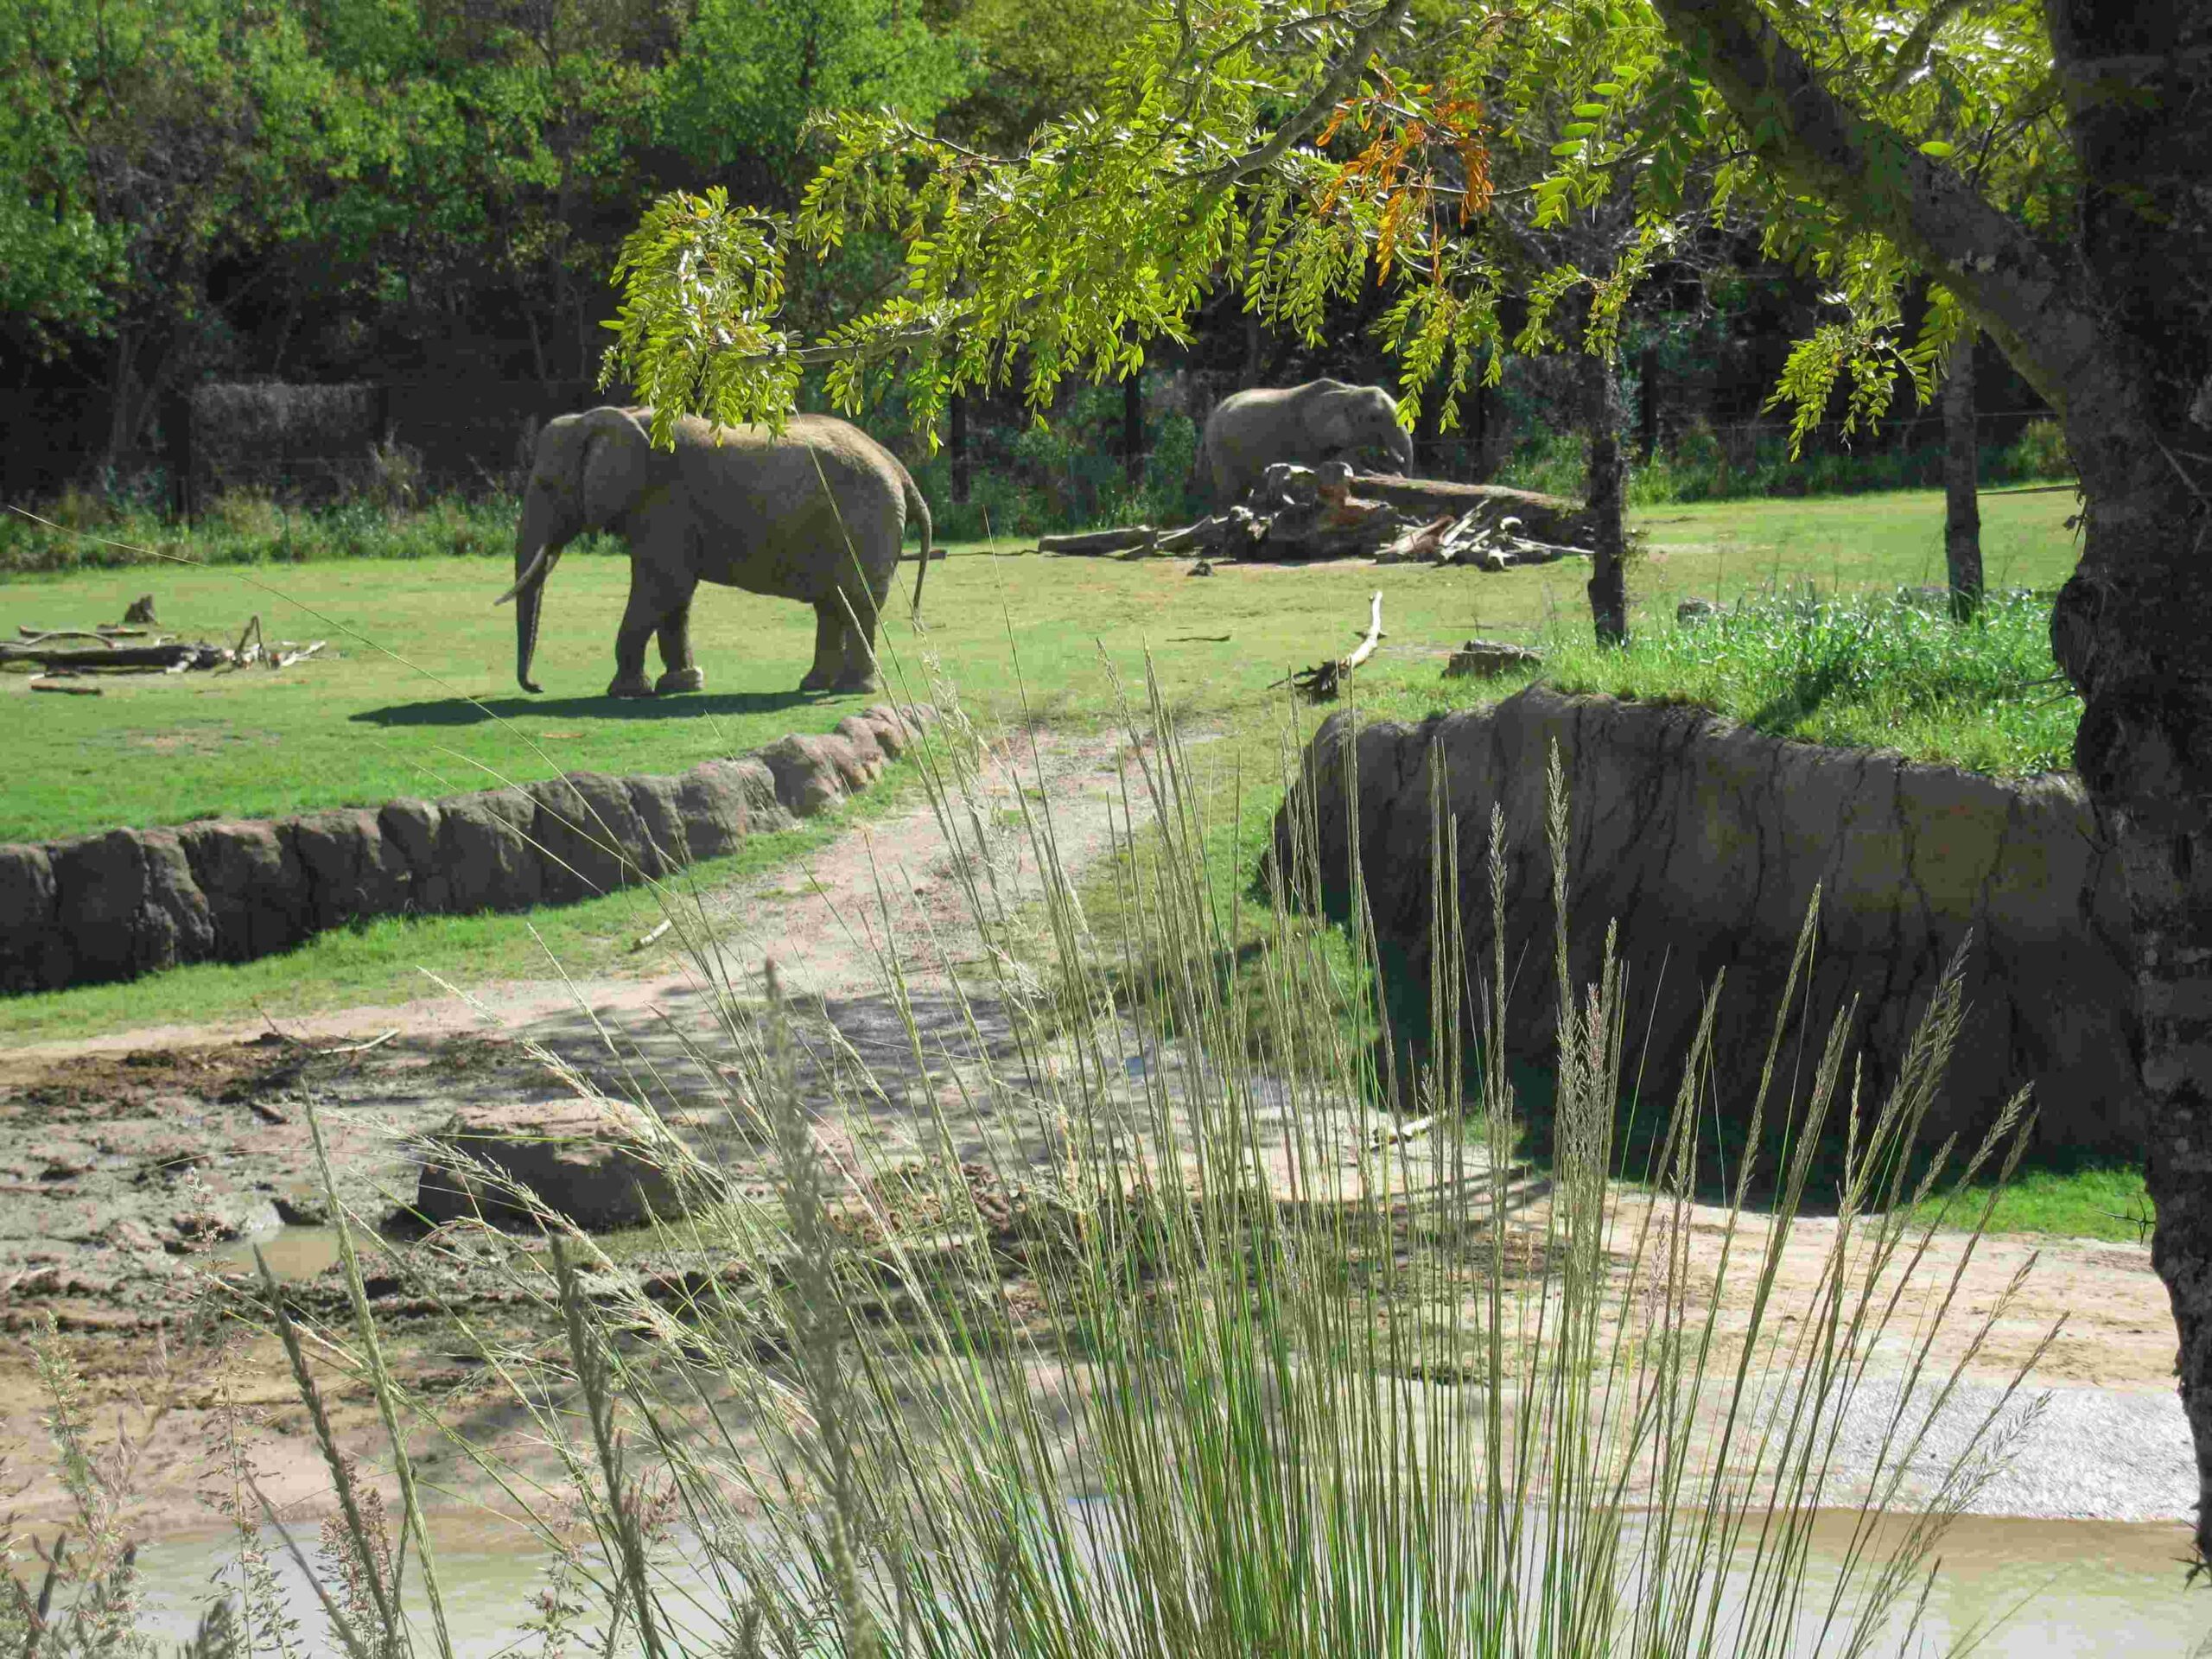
[499,406,933,697]
[1197,378,1414,506]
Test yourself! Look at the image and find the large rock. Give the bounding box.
[286,808,412,929]
[1270,685,2143,1158]
[412,1096,715,1230]
[48,829,216,983]
[178,820,311,961]
[0,843,60,991]
[623,774,689,878]
[378,798,446,910]
[530,772,649,903]
[759,734,852,817]
[673,760,754,862]
[434,787,543,912]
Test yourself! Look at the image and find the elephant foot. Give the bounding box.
[798,670,836,694]
[607,674,657,699]
[830,673,880,695]
[655,666,706,695]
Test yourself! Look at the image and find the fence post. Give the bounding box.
[164,391,194,522]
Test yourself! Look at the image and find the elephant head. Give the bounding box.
[1308,383,1414,475]
[499,407,650,693]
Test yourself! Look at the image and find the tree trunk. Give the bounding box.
[1582,346,1629,645]
[1124,373,1144,486]
[949,391,970,505]
[1643,0,2212,1562]
[1471,374,1489,480]
[1943,329,1983,619]
[2056,433,2212,1559]
[1638,345,1660,462]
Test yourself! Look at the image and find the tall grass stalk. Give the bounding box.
[266,664,2044,1656]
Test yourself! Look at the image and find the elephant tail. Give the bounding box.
[903,466,934,616]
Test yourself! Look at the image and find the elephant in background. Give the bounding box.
[1197,378,1414,506]
[499,406,933,698]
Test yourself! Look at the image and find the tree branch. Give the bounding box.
[1649,0,2104,416]
[1187,0,1411,207]
[1881,0,1978,97]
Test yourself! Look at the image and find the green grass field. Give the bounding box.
[0,483,2081,843]
[2,483,2083,1048]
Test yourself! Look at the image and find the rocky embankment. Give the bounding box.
[1272,685,2145,1155]
[0,704,930,995]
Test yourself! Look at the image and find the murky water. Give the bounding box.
[206,1223,365,1282]
[101,1507,2212,1656]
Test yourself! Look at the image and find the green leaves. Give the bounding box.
[601,190,804,443]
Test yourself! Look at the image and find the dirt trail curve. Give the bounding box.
[0,722,2196,1541]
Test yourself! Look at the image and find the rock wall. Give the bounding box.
[0,704,930,995]
[1270,686,2145,1157]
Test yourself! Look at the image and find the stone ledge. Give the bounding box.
[0,703,932,995]
[1268,685,2142,1157]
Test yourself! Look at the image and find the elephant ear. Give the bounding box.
[1361,387,1404,439]
[579,409,648,528]
[1309,392,1358,451]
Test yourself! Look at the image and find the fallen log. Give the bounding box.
[30,679,101,696]
[1155,514,1235,552]
[16,629,118,646]
[1279,591,1383,702]
[1039,526,1158,556]
[0,641,230,671]
[1375,514,1456,564]
[1350,475,1592,546]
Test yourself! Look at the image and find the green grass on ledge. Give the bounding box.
[1531,584,2079,778]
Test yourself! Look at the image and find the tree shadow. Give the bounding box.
[350,688,832,729]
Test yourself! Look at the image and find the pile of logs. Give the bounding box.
[1036,464,1596,569]
[1,601,326,695]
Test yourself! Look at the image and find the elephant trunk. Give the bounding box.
[1386,424,1415,476]
[504,500,566,693]
[514,548,547,695]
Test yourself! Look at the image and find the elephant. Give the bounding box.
[1196,378,1414,506]
[498,405,933,698]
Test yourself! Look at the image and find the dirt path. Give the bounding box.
[0,719,2194,1545]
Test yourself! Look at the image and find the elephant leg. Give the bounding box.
[832,579,884,693]
[609,564,692,699]
[799,601,843,693]
[654,601,704,695]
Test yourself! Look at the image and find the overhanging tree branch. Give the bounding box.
[1649,0,2104,416]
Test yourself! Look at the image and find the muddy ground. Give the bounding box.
[0,723,2195,1545]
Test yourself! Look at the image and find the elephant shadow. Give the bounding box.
[351,688,833,730]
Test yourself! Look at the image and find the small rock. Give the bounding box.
[103,1217,163,1255]
[413,1096,720,1232]
[1442,639,1544,679]
[274,1189,332,1226]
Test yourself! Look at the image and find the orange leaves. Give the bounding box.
[1313,79,1492,286]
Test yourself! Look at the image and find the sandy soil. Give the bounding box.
[0,720,2193,1545]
